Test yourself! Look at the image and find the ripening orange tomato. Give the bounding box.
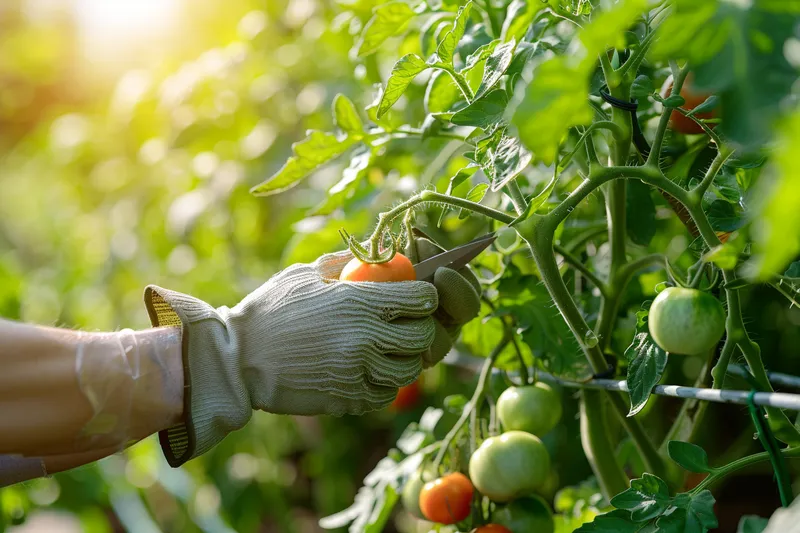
[339,253,416,282]
[390,379,421,411]
[419,472,474,525]
[660,75,717,135]
[475,525,512,533]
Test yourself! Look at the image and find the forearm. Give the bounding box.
[0,319,184,456]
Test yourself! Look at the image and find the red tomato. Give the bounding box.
[475,525,512,533]
[390,379,421,411]
[339,252,416,282]
[660,75,717,135]
[419,472,474,525]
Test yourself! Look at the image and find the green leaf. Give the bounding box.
[510,168,559,225]
[425,70,464,114]
[574,510,642,533]
[661,94,687,108]
[436,1,472,65]
[333,94,364,137]
[626,180,656,246]
[625,330,668,416]
[377,54,430,118]
[251,131,357,195]
[630,74,654,99]
[749,113,800,279]
[312,148,372,216]
[501,0,545,43]
[356,2,416,57]
[475,39,516,100]
[458,183,489,218]
[687,490,718,530]
[474,132,532,191]
[451,89,509,127]
[737,515,769,533]
[706,200,745,232]
[703,242,740,270]
[688,95,720,116]
[667,441,714,474]
[785,261,800,279]
[438,164,479,225]
[610,473,670,522]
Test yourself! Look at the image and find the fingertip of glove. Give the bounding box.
[433,267,481,322]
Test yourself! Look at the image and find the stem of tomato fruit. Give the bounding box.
[431,335,509,475]
[690,447,800,494]
[366,190,515,260]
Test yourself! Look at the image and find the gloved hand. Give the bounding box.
[144,250,438,466]
[405,229,482,367]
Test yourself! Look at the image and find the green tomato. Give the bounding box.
[648,287,725,355]
[493,496,555,533]
[497,383,562,437]
[401,470,428,519]
[469,431,550,503]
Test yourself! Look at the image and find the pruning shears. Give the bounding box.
[413,232,496,281]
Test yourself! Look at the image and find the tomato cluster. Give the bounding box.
[401,383,562,532]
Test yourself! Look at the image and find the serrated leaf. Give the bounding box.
[333,94,364,136]
[451,89,509,128]
[474,39,516,100]
[631,74,654,99]
[501,0,545,42]
[626,180,657,246]
[436,1,472,65]
[251,131,357,195]
[479,134,532,191]
[438,164,479,225]
[377,54,430,118]
[610,473,671,522]
[574,510,642,533]
[625,330,668,416]
[356,2,416,57]
[312,148,372,215]
[706,200,745,232]
[462,39,500,72]
[667,441,714,474]
[688,490,718,530]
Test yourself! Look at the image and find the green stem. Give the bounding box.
[560,121,623,171]
[691,447,800,494]
[554,243,609,298]
[672,107,724,147]
[431,337,508,473]
[581,389,629,499]
[368,190,515,259]
[440,65,474,102]
[692,145,734,197]
[504,180,528,216]
[618,29,658,82]
[710,336,737,390]
[479,0,501,38]
[647,62,690,167]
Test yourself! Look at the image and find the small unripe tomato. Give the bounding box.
[660,74,717,135]
[496,383,562,437]
[391,379,422,411]
[475,525,512,533]
[469,431,550,503]
[648,287,725,355]
[401,469,427,519]
[419,472,474,525]
[339,253,416,282]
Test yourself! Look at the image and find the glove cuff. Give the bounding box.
[144,285,251,467]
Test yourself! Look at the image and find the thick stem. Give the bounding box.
[581,389,629,499]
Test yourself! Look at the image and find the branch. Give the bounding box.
[691,447,800,494]
[618,29,658,82]
[504,180,528,216]
[692,145,734,197]
[646,61,691,167]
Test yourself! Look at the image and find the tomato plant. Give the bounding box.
[469,431,550,503]
[492,496,555,533]
[660,75,718,135]
[496,383,562,436]
[418,472,474,525]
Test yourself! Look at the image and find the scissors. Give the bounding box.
[413,232,496,281]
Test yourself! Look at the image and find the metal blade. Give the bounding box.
[414,233,496,281]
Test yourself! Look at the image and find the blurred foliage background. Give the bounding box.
[1,0,799,532]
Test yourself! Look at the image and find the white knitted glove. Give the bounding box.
[144,251,438,467]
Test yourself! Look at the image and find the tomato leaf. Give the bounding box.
[630,74,654,99]
[703,242,740,270]
[476,133,532,191]
[501,0,545,43]
[459,183,489,219]
[438,164,479,226]
[451,89,509,128]
[626,180,657,246]
[474,39,516,101]
[333,94,364,137]
[706,200,745,232]
[667,441,714,474]
[436,1,472,65]
[311,147,373,216]
[625,312,668,416]
[425,70,464,114]
[377,54,431,118]
[574,510,642,533]
[251,131,357,195]
[356,2,417,57]
[611,473,671,522]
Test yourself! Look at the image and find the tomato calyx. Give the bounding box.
[338,228,401,264]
